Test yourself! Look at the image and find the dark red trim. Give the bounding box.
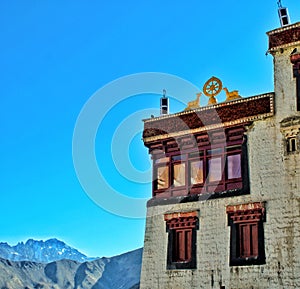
[143,95,273,140]
[268,25,300,50]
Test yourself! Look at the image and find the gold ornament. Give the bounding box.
[184,92,202,111]
[203,76,223,105]
[223,87,241,101]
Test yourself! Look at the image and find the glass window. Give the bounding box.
[152,143,246,196]
[227,154,241,179]
[155,156,169,164]
[226,145,241,152]
[207,148,223,155]
[172,154,187,161]
[190,160,204,184]
[173,163,185,187]
[157,165,169,189]
[189,151,204,158]
[208,157,222,182]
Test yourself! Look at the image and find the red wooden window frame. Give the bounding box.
[227,203,265,266]
[153,143,243,198]
[165,213,198,269]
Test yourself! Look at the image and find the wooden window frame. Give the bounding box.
[153,157,170,192]
[152,139,247,198]
[171,155,187,188]
[165,214,198,270]
[189,153,204,186]
[227,204,266,266]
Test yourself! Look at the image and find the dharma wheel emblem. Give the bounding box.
[203,76,223,105]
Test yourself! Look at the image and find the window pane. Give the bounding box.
[172,154,187,161]
[226,145,241,152]
[157,166,169,189]
[208,157,222,182]
[190,160,203,184]
[207,148,223,155]
[173,163,185,187]
[227,154,241,179]
[155,157,169,164]
[189,151,204,158]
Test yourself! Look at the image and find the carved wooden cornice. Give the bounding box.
[226,202,265,223]
[164,211,198,229]
[226,202,265,213]
[267,21,300,52]
[164,210,198,221]
[143,93,274,144]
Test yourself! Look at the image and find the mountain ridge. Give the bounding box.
[0,238,97,263]
[0,244,142,289]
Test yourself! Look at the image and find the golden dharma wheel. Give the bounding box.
[203,76,223,97]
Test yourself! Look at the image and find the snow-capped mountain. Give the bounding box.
[0,238,95,263]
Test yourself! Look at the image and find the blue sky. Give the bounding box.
[0,1,299,258]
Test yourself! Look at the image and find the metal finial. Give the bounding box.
[277,0,282,8]
[160,89,169,115]
[277,0,290,27]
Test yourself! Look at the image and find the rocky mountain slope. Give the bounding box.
[0,239,142,289]
[0,239,94,263]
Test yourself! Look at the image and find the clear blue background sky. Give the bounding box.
[1,1,299,258]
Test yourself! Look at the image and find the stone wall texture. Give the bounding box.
[140,23,300,289]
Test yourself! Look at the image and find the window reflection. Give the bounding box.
[208,157,222,182]
[227,154,241,179]
[172,155,187,161]
[190,160,203,184]
[157,166,169,189]
[153,145,244,195]
[207,148,222,155]
[155,157,169,164]
[173,163,185,187]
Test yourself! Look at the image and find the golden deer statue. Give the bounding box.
[184,92,201,111]
[223,87,241,101]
